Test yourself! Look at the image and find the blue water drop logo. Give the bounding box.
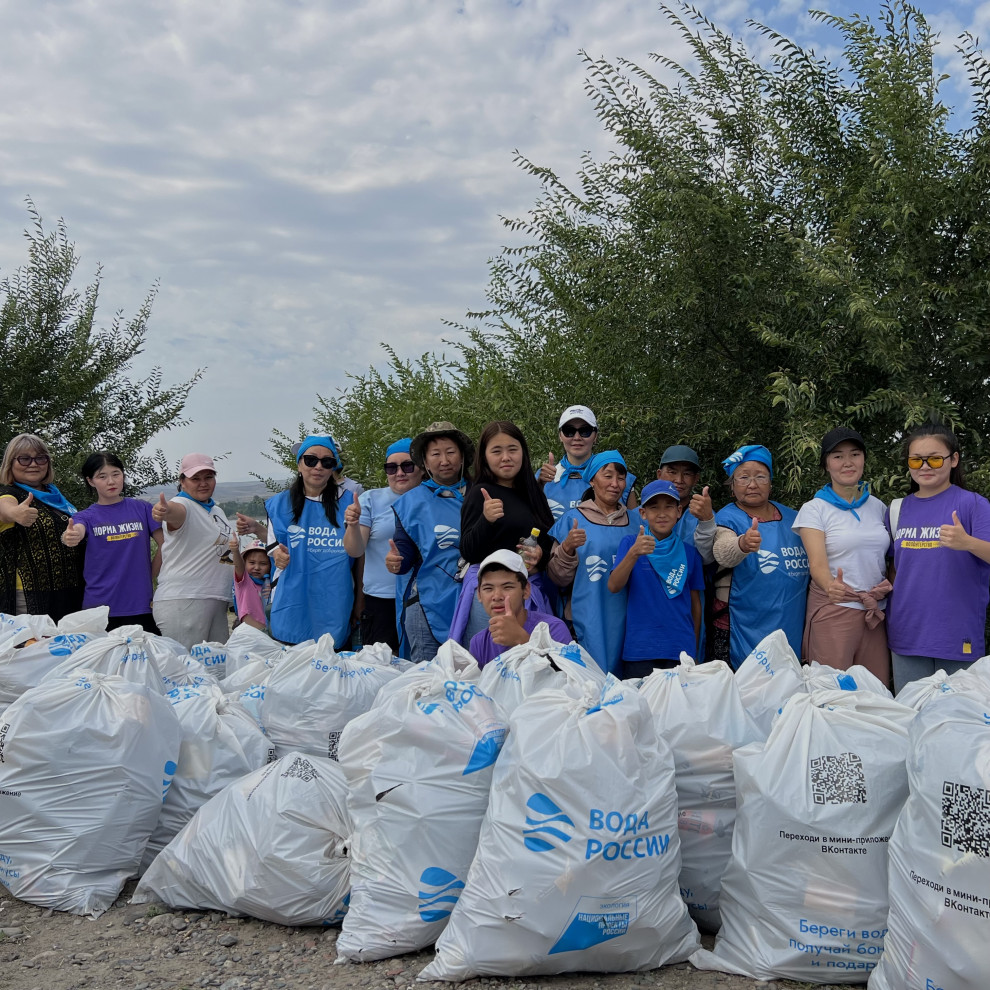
[585,556,608,582]
[433,524,459,550]
[523,793,574,852]
[417,867,464,922]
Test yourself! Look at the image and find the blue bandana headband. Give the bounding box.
[386,437,413,459]
[722,444,773,478]
[581,450,627,485]
[297,434,340,466]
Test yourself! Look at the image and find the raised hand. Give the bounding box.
[739,515,761,554]
[689,485,713,521]
[386,538,402,574]
[344,491,361,528]
[61,517,86,546]
[632,524,656,557]
[939,510,971,551]
[273,543,290,570]
[538,451,556,485]
[235,511,262,536]
[481,487,504,523]
[14,493,38,527]
[827,567,859,604]
[562,516,587,553]
[152,492,169,523]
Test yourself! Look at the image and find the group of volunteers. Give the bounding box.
[2,405,989,692]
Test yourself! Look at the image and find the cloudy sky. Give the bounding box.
[0,0,980,480]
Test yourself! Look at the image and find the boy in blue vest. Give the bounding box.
[607,480,704,678]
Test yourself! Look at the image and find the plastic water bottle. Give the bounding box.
[518,527,540,560]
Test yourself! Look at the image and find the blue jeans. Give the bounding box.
[891,652,974,694]
[404,601,443,663]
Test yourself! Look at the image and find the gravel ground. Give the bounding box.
[0,882,851,990]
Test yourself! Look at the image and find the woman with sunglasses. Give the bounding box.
[343,437,423,652]
[886,422,990,691]
[711,444,809,669]
[265,435,358,646]
[793,428,892,684]
[537,405,637,521]
[0,433,85,620]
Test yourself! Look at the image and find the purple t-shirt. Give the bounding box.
[469,611,573,668]
[74,498,160,616]
[887,485,990,661]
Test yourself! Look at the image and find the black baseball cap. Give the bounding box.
[821,427,865,460]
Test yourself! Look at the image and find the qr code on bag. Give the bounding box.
[327,730,342,761]
[810,752,867,805]
[281,756,319,783]
[941,781,990,857]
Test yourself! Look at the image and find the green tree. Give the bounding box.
[1,203,201,507]
[276,1,990,504]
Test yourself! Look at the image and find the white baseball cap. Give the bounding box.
[558,405,598,429]
[478,548,529,582]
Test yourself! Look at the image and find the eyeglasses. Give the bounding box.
[734,474,770,486]
[560,425,595,439]
[14,454,50,467]
[384,460,417,476]
[907,454,948,470]
[301,454,336,469]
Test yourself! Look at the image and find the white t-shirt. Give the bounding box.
[793,495,890,610]
[155,497,235,603]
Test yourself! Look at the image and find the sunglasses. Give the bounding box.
[907,454,949,470]
[14,454,50,466]
[301,454,336,469]
[384,460,417,476]
[560,425,595,439]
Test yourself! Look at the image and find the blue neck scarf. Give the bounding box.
[14,482,76,516]
[645,533,689,598]
[175,491,216,512]
[424,478,466,501]
[249,574,269,588]
[814,482,870,521]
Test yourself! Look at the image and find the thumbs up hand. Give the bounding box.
[827,566,859,604]
[61,517,86,546]
[632,524,656,557]
[939,510,971,551]
[14,492,38,527]
[481,487,504,523]
[273,543,290,570]
[235,511,263,537]
[344,492,361,528]
[152,492,169,523]
[561,515,587,553]
[386,537,402,574]
[689,485,713,521]
[538,450,557,486]
[738,515,761,554]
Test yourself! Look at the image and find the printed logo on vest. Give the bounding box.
[287,524,306,549]
[523,792,575,852]
[585,555,609,582]
[417,867,465,923]
[433,524,459,549]
[757,549,780,574]
[548,498,564,520]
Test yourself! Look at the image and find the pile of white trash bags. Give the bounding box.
[2,611,989,989]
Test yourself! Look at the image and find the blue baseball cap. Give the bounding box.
[640,479,681,506]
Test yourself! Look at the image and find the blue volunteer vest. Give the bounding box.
[266,489,354,645]
[392,481,463,643]
[715,501,809,668]
[550,506,641,675]
[542,459,636,522]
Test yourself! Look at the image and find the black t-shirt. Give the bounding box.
[460,482,553,568]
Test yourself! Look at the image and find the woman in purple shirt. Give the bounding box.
[61,452,164,632]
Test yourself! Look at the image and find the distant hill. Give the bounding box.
[137,480,282,503]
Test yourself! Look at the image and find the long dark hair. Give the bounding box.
[903,421,966,492]
[289,473,341,525]
[473,420,554,532]
[81,450,126,482]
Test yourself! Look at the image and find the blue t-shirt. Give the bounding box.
[358,486,401,598]
[615,534,704,662]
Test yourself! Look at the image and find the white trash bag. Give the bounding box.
[476,622,605,717]
[894,670,956,711]
[372,640,481,709]
[42,625,169,694]
[188,641,228,680]
[803,660,892,698]
[734,629,806,734]
[133,752,350,926]
[224,623,295,678]
[335,671,508,962]
[0,670,181,916]
[140,684,275,872]
[420,676,700,981]
[0,607,109,711]
[638,656,763,932]
[692,691,911,983]
[868,692,990,990]
[262,634,404,760]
